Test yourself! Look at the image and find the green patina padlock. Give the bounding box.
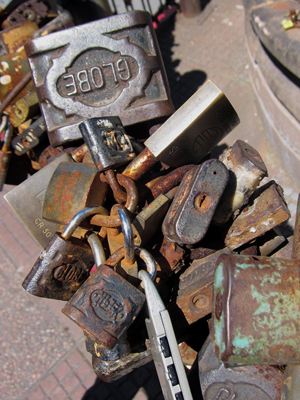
[212,254,300,364]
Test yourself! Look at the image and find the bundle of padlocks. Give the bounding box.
[1,1,299,399]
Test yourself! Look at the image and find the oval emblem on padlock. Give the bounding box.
[90,288,126,323]
[56,49,139,107]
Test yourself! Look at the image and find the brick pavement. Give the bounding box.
[1,0,298,399]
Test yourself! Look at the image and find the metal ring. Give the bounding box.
[62,206,107,239]
[86,232,106,267]
[0,114,8,136]
[117,207,135,265]
[134,246,157,282]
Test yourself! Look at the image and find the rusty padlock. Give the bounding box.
[213,254,300,364]
[62,246,157,349]
[25,11,174,146]
[162,159,229,245]
[42,161,108,225]
[22,206,106,301]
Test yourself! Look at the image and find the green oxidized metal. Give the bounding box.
[212,254,300,364]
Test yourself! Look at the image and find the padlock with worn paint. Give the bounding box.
[22,206,105,301]
[9,91,39,127]
[162,159,229,245]
[213,254,300,364]
[122,80,239,180]
[213,140,268,225]
[79,116,135,172]
[62,246,157,349]
[0,20,39,55]
[4,152,72,246]
[199,334,283,400]
[177,248,232,325]
[25,11,174,147]
[42,161,108,225]
[12,116,47,155]
[225,181,290,250]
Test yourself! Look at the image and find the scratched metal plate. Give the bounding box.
[25,11,174,147]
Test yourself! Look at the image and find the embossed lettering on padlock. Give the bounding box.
[199,335,282,400]
[25,11,174,146]
[79,117,135,172]
[62,262,145,349]
[4,152,71,247]
[213,254,300,364]
[22,207,104,300]
[162,159,229,245]
[12,116,47,155]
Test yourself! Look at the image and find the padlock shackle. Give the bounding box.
[86,232,106,267]
[62,206,107,239]
[106,246,157,282]
[117,207,135,265]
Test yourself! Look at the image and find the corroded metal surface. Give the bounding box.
[199,334,283,400]
[162,159,229,245]
[62,263,145,349]
[177,248,231,324]
[25,11,174,146]
[213,254,300,364]
[213,139,268,225]
[122,147,157,181]
[2,0,48,29]
[42,162,108,225]
[22,233,94,301]
[0,20,38,53]
[225,181,290,250]
[12,116,46,156]
[10,90,39,127]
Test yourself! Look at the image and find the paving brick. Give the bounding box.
[49,384,68,400]
[74,359,92,380]
[70,384,86,400]
[82,371,96,390]
[67,349,85,368]
[26,385,46,400]
[62,371,80,394]
[41,374,58,395]
[53,361,72,381]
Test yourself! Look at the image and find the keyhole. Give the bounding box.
[195,193,212,211]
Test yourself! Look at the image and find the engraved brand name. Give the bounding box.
[193,127,223,154]
[101,129,131,152]
[57,49,138,107]
[34,218,52,238]
[53,264,86,283]
[90,289,126,322]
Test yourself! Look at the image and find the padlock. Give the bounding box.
[9,91,39,127]
[213,140,268,225]
[42,161,108,225]
[62,246,157,349]
[12,116,47,155]
[177,248,232,325]
[4,152,72,246]
[0,50,35,106]
[122,80,239,180]
[79,116,135,172]
[225,181,290,250]
[0,20,38,54]
[33,10,74,38]
[25,11,174,147]
[22,206,105,301]
[199,334,283,400]
[213,254,300,364]
[2,0,49,30]
[162,159,229,245]
[0,120,13,190]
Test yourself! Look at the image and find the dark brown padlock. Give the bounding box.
[22,207,105,301]
[162,159,229,245]
[62,246,157,349]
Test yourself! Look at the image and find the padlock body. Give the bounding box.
[25,11,174,146]
[23,233,95,300]
[162,159,229,244]
[62,263,145,349]
[42,162,108,225]
[213,254,300,364]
